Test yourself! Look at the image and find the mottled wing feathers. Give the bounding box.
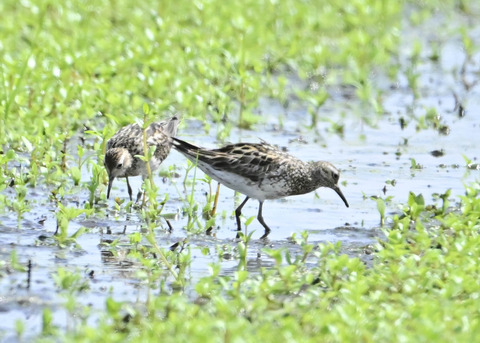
[107,116,179,153]
[107,123,142,150]
[209,143,285,182]
[172,138,292,182]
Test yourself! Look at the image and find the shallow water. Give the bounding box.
[1,15,480,340]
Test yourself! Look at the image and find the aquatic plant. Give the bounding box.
[51,182,480,341]
[0,0,479,341]
[54,203,93,247]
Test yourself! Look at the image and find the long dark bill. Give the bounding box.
[333,185,349,208]
[107,177,114,199]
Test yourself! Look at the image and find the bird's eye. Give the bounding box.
[116,163,123,169]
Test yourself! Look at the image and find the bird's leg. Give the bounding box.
[235,196,250,238]
[126,177,133,201]
[257,201,271,239]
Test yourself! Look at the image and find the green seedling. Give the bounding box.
[178,159,204,233]
[52,267,91,332]
[290,231,314,264]
[410,158,423,170]
[201,176,221,233]
[297,87,329,130]
[406,65,420,99]
[9,250,27,272]
[86,161,103,208]
[236,222,254,270]
[370,195,393,227]
[405,191,425,222]
[53,267,90,293]
[41,308,57,337]
[55,203,93,246]
[12,186,29,226]
[263,246,285,267]
[15,320,25,341]
[377,198,386,226]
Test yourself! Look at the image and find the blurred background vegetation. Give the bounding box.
[1,0,472,145]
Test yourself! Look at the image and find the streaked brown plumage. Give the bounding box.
[104,116,180,201]
[172,137,348,238]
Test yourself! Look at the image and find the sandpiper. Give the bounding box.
[172,137,349,238]
[104,115,180,201]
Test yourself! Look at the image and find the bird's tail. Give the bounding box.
[171,137,201,155]
[172,137,222,165]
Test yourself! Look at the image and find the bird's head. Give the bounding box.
[312,161,349,208]
[104,148,133,198]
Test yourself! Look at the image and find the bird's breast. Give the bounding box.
[196,161,296,201]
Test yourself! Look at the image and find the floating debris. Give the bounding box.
[430,149,445,157]
[438,125,450,135]
[467,163,480,170]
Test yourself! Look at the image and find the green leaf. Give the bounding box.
[143,103,150,115]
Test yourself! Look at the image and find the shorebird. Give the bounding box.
[104,115,180,201]
[172,137,349,238]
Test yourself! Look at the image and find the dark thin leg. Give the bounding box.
[235,196,250,233]
[126,177,133,201]
[27,260,32,290]
[257,201,271,239]
[165,219,173,233]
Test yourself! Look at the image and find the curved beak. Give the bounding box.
[107,176,114,199]
[333,185,349,208]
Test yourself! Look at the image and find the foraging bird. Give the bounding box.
[172,137,349,238]
[104,115,180,201]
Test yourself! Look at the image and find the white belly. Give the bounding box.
[197,162,288,201]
